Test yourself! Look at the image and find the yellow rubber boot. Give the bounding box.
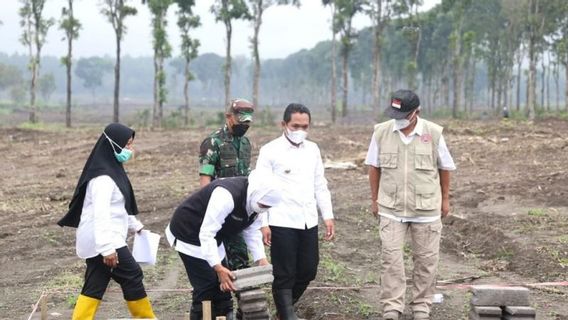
[126,296,156,319]
[72,294,101,320]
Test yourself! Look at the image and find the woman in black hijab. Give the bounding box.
[58,123,155,319]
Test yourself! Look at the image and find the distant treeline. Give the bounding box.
[1,1,568,121]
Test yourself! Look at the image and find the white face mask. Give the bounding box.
[251,202,269,214]
[394,118,411,129]
[394,110,417,129]
[286,128,308,144]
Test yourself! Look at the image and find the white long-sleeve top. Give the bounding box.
[165,187,266,267]
[256,135,334,230]
[76,175,143,259]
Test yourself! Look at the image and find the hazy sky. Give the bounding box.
[0,0,440,60]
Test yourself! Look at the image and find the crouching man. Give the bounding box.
[165,170,282,320]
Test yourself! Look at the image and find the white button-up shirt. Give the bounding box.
[256,135,333,230]
[76,175,143,259]
[166,187,266,267]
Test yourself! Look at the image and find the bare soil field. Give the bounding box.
[1,119,567,320]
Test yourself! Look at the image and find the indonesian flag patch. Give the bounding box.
[421,133,432,143]
[391,99,402,109]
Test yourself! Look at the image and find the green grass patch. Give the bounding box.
[527,208,547,217]
[495,248,514,260]
[320,253,346,283]
[558,258,568,268]
[557,235,568,244]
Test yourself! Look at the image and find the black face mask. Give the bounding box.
[232,123,250,137]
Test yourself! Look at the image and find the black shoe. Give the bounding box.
[273,289,299,320]
[189,304,202,320]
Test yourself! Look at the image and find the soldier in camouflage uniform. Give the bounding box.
[199,99,254,272]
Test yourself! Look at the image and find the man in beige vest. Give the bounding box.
[365,89,456,320]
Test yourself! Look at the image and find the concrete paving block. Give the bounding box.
[502,316,536,320]
[470,286,530,306]
[241,301,268,313]
[243,309,270,320]
[233,265,273,279]
[233,265,274,291]
[239,289,266,302]
[234,275,274,291]
[468,310,501,320]
[503,306,536,316]
[472,306,502,316]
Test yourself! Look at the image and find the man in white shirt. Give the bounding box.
[366,89,456,320]
[166,170,282,320]
[257,103,335,320]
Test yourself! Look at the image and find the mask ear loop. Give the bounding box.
[103,131,122,154]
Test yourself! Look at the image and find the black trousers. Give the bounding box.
[80,246,147,301]
[178,252,233,313]
[270,225,319,302]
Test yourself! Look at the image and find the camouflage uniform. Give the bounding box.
[199,124,252,270]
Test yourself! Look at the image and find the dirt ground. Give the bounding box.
[1,118,567,320]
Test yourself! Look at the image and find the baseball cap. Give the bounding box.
[227,99,255,122]
[384,89,420,119]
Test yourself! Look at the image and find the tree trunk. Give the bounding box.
[554,61,560,111]
[113,34,121,123]
[540,58,545,110]
[490,71,496,111]
[30,59,37,123]
[158,57,164,124]
[224,21,232,109]
[330,6,337,123]
[341,49,349,118]
[30,17,43,124]
[516,57,521,111]
[65,0,74,128]
[152,55,159,128]
[565,60,568,111]
[371,1,383,117]
[252,1,263,109]
[451,34,461,118]
[526,0,537,120]
[470,58,477,113]
[546,53,550,111]
[184,59,190,126]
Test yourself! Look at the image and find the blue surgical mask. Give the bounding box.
[103,132,133,163]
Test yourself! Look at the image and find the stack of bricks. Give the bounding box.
[233,265,274,320]
[469,286,536,320]
[238,289,271,320]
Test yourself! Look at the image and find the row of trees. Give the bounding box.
[12,0,305,128]
[322,0,568,122]
[3,0,568,127]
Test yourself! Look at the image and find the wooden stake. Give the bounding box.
[215,317,226,320]
[40,295,48,320]
[202,300,212,320]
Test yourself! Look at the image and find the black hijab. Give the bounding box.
[58,123,138,228]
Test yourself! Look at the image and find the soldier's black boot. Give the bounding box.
[273,289,299,320]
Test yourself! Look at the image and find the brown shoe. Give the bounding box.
[413,311,430,320]
[383,310,401,320]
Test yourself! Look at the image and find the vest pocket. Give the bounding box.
[379,152,398,168]
[220,156,237,168]
[415,145,434,171]
[415,184,438,210]
[378,184,397,209]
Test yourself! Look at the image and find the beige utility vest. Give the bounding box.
[374,119,443,217]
